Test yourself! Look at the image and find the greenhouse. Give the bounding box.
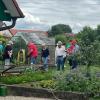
[11,31,55,65]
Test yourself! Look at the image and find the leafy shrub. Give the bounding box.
[53,71,100,98]
[29,80,56,89]
[55,35,67,44]
[39,80,56,89]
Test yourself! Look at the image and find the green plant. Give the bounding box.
[53,71,100,98]
[48,24,72,37]
[77,26,100,77]
[39,80,56,89]
[0,70,53,84]
[55,35,67,44]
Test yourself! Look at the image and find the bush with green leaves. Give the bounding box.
[55,35,67,44]
[38,80,56,89]
[53,71,100,98]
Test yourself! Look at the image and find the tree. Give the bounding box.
[77,26,100,77]
[55,35,67,44]
[48,24,72,37]
[96,25,100,41]
[97,25,100,35]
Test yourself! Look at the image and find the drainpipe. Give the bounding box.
[0,18,17,31]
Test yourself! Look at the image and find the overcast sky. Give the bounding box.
[15,0,100,33]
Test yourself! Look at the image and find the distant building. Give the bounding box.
[64,33,75,37]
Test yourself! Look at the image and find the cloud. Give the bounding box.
[17,11,41,24]
[71,23,83,33]
[84,0,98,4]
[15,10,49,30]
[16,0,100,32]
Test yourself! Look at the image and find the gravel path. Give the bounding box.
[0,96,54,100]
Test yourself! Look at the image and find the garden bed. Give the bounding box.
[0,66,100,100]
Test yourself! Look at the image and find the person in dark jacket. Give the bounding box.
[3,41,13,69]
[41,43,50,71]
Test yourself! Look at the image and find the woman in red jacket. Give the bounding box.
[27,42,38,65]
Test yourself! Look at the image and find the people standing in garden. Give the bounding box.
[67,40,80,70]
[41,43,50,71]
[3,41,13,69]
[27,42,38,66]
[67,40,75,69]
[55,41,65,71]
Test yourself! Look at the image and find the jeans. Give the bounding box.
[30,56,36,64]
[42,57,48,71]
[69,59,73,67]
[62,57,66,70]
[72,58,78,69]
[56,56,63,71]
[68,57,78,69]
[5,59,10,69]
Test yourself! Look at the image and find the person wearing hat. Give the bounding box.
[55,41,65,71]
[3,41,13,69]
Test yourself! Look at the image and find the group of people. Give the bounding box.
[27,42,50,71]
[55,40,79,71]
[0,41,50,71]
[0,39,79,72]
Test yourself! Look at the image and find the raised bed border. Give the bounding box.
[2,85,89,100]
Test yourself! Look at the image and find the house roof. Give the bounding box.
[10,29,48,36]
[65,33,75,37]
[0,0,24,31]
[0,0,24,21]
[11,29,54,45]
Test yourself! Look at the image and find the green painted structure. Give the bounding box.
[0,0,11,21]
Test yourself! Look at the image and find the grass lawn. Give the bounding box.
[0,69,54,84]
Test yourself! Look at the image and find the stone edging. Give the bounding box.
[5,85,88,100]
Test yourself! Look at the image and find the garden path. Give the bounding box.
[0,96,54,100]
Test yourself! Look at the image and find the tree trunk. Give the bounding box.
[86,62,91,79]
